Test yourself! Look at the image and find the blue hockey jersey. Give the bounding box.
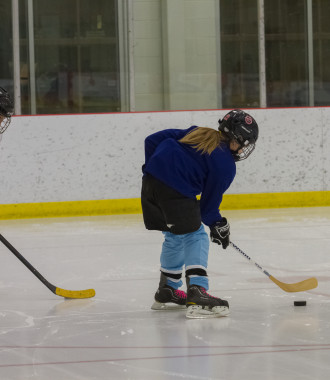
[143,127,236,227]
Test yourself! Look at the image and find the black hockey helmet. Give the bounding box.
[0,87,14,134]
[218,109,259,161]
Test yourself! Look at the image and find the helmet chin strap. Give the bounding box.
[230,148,242,162]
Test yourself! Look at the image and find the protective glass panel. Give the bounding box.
[32,0,119,114]
[265,0,308,107]
[220,0,259,108]
[0,1,13,94]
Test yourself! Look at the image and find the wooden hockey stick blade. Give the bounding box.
[269,275,318,293]
[55,287,95,299]
[0,234,95,299]
[230,242,318,293]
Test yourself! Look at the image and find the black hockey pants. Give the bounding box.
[141,174,201,235]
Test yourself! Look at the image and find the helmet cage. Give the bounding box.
[0,116,11,134]
[232,141,256,161]
[0,87,14,134]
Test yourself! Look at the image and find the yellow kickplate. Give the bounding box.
[55,287,96,299]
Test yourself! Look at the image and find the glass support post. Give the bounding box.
[258,0,266,108]
[215,0,222,109]
[27,0,36,114]
[11,0,21,114]
[117,0,134,112]
[307,0,314,106]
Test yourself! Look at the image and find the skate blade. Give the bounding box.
[151,301,186,311]
[186,304,230,319]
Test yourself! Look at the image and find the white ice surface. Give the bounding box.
[0,208,329,380]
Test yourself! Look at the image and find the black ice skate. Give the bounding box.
[186,285,229,318]
[151,273,187,310]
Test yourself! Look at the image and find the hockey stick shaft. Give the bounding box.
[229,241,318,293]
[0,234,95,299]
[0,234,55,292]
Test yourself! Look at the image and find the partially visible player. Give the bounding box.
[0,87,14,141]
[141,109,259,318]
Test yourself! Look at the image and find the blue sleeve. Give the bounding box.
[144,127,196,168]
[200,162,236,227]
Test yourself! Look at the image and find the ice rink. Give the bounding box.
[0,207,329,380]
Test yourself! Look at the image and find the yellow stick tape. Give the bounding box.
[1,191,330,220]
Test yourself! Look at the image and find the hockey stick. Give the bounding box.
[230,241,318,293]
[0,234,95,299]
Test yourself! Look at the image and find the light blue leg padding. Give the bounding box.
[183,225,209,290]
[160,231,184,289]
[160,225,210,290]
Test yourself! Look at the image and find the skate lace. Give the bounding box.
[201,288,216,298]
[175,289,187,299]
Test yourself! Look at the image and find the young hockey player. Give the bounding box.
[0,87,14,141]
[141,109,259,318]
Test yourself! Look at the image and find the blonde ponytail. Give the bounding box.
[179,127,227,155]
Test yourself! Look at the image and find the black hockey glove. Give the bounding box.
[210,218,230,249]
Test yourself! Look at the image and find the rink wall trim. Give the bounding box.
[1,190,329,220]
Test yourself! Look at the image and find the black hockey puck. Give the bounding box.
[294,301,307,306]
